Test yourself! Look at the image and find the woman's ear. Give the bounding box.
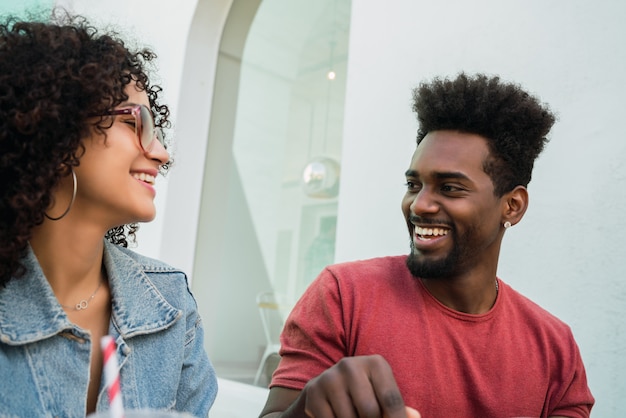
[502,185,528,227]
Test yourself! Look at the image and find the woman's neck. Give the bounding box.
[29,219,106,300]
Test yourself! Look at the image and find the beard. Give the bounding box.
[405,223,480,280]
[405,240,461,279]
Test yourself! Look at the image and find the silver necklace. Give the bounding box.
[495,279,499,294]
[60,279,103,311]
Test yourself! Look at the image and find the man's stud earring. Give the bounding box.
[503,221,512,229]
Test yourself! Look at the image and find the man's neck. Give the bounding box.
[419,276,499,314]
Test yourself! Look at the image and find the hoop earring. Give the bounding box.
[45,168,77,221]
[503,221,512,229]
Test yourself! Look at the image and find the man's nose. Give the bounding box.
[409,187,439,215]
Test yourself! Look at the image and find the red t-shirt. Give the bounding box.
[271,256,594,418]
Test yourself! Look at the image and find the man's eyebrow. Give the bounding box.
[404,169,470,181]
[434,171,470,181]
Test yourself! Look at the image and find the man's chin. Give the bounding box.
[405,253,454,279]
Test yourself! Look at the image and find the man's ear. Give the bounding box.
[502,185,528,227]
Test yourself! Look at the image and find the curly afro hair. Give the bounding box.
[0,10,171,286]
[412,72,555,197]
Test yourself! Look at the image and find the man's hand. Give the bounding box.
[260,354,420,418]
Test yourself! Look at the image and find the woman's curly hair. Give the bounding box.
[412,72,556,196]
[0,10,171,286]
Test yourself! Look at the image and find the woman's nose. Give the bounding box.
[146,137,170,165]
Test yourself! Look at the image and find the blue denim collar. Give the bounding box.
[0,240,181,345]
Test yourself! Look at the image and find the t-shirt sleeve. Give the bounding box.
[270,267,347,390]
[548,331,595,417]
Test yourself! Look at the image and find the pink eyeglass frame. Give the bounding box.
[97,104,164,152]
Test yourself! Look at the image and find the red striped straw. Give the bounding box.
[101,335,125,418]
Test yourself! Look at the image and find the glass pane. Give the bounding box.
[233,0,351,302]
[195,0,351,384]
[0,0,54,16]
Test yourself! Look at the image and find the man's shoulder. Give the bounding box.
[327,255,409,276]
[502,282,573,334]
[321,255,411,290]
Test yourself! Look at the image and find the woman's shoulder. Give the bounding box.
[105,242,196,312]
[105,241,179,270]
[104,241,188,287]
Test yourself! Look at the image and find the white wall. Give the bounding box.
[338,1,626,415]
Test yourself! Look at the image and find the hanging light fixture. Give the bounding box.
[302,156,340,198]
[302,0,340,199]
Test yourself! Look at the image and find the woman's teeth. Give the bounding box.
[132,172,155,185]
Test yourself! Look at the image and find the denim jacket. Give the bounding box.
[0,241,217,417]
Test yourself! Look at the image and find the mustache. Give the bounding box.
[409,215,453,227]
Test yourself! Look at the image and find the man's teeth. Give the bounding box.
[415,226,448,237]
[132,172,155,185]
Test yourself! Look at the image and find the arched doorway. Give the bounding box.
[188,0,352,384]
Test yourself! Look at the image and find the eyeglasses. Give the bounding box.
[98,104,165,152]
